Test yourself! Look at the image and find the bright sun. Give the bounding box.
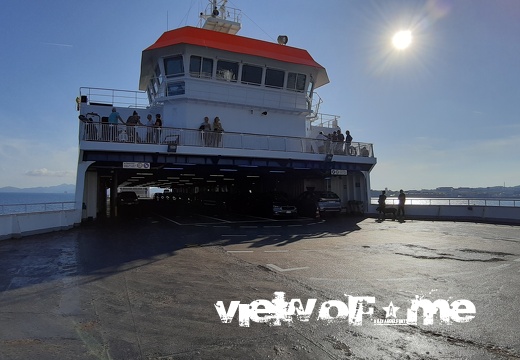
[392,30,412,50]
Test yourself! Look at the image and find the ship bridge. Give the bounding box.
[76,88,375,219]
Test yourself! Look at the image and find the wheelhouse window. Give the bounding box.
[167,81,185,96]
[155,64,162,84]
[190,56,213,78]
[164,55,184,78]
[265,68,285,89]
[241,64,262,86]
[216,60,238,82]
[149,78,158,96]
[287,72,306,92]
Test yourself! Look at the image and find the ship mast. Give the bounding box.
[199,0,242,35]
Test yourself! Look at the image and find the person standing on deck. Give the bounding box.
[154,114,163,143]
[397,189,406,221]
[212,117,224,147]
[345,130,353,155]
[108,107,124,141]
[199,116,212,146]
[378,190,387,221]
[145,114,154,143]
[126,111,142,142]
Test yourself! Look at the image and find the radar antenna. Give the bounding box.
[199,0,241,34]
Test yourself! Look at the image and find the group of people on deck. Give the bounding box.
[199,116,224,147]
[105,107,163,143]
[378,189,406,222]
[316,129,355,155]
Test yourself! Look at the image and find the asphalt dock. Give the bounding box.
[1,214,519,359]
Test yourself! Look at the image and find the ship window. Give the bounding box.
[265,68,285,89]
[190,56,213,78]
[155,64,162,84]
[166,81,185,96]
[164,55,184,78]
[149,79,158,96]
[287,72,306,92]
[241,64,262,86]
[216,60,238,82]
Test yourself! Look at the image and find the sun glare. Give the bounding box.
[392,30,412,50]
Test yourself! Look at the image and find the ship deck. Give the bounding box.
[1,214,519,359]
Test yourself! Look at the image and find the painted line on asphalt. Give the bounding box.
[199,214,232,223]
[266,264,309,272]
[157,215,183,225]
[488,264,511,270]
[264,250,288,253]
[376,277,424,282]
[227,250,254,253]
[309,278,359,282]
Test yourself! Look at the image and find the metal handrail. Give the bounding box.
[79,121,375,158]
[79,87,149,108]
[0,201,76,215]
[370,198,520,208]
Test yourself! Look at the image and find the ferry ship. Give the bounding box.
[74,0,376,221]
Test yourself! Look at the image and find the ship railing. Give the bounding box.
[79,122,375,157]
[0,201,76,215]
[309,113,340,128]
[370,198,520,208]
[79,87,149,109]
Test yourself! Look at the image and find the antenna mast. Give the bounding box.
[199,0,241,35]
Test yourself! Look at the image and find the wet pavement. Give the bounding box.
[1,212,519,359]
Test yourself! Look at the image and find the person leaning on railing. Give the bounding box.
[199,116,212,146]
[79,115,97,140]
[126,111,143,143]
[212,117,224,147]
[108,107,125,141]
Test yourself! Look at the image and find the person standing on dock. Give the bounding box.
[397,189,406,221]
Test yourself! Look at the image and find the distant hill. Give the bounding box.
[0,184,76,194]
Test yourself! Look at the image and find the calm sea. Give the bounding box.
[0,192,76,215]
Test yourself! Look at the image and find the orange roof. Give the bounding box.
[140,26,329,89]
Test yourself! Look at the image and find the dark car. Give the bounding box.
[296,190,342,218]
[117,191,139,206]
[250,191,297,218]
[194,191,229,213]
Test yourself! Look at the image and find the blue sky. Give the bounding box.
[0,0,519,190]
